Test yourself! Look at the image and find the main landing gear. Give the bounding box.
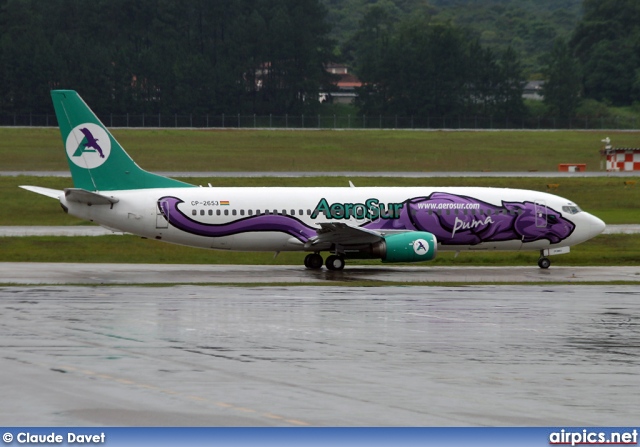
[304,253,345,271]
[304,253,323,269]
[325,254,345,271]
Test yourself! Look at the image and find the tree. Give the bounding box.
[570,0,640,106]
[462,40,501,116]
[542,39,582,117]
[347,4,396,115]
[353,16,471,116]
[495,46,527,120]
[0,0,334,115]
[351,14,526,119]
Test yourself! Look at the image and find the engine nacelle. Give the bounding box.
[372,232,438,263]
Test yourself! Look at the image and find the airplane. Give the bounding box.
[21,90,606,271]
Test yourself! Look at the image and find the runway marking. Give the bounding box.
[406,312,471,322]
[7,354,313,426]
[263,413,284,420]
[285,419,311,426]
[216,402,233,408]
[160,389,178,395]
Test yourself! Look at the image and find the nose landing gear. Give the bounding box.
[538,256,551,269]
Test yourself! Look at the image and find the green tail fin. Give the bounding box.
[51,90,193,191]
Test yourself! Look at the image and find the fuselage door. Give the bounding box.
[156,199,169,229]
[535,201,547,228]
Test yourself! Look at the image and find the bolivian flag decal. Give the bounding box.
[220,200,230,206]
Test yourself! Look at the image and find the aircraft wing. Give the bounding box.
[305,222,386,250]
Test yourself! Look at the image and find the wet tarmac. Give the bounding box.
[1,262,639,285]
[0,285,638,426]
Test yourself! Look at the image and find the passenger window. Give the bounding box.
[248,209,253,216]
[299,209,303,215]
[224,210,229,216]
[200,210,205,216]
[216,210,221,216]
[208,210,213,216]
[290,209,295,215]
[240,210,245,216]
[232,210,237,216]
[307,209,311,215]
[192,210,197,216]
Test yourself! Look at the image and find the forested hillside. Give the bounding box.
[0,0,638,121]
[0,0,334,115]
[322,0,582,76]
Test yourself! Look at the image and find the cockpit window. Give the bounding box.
[562,205,581,215]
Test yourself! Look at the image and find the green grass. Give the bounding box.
[2,127,639,269]
[0,233,638,266]
[2,127,640,172]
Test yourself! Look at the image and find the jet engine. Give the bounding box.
[370,232,438,263]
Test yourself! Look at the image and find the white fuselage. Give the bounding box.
[60,186,606,254]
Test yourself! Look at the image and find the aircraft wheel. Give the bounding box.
[326,255,345,271]
[538,257,551,269]
[304,253,323,270]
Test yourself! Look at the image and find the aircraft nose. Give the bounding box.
[587,214,606,238]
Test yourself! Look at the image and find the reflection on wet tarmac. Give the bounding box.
[0,285,638,426]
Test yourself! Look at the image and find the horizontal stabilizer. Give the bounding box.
[64,188,119,205]
[19,185,63,199]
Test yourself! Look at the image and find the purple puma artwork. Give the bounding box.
[365,192,575,244]
[158,192,575,245]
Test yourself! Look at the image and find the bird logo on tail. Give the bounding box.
[65,123,111,169]
[78,127,105,158]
